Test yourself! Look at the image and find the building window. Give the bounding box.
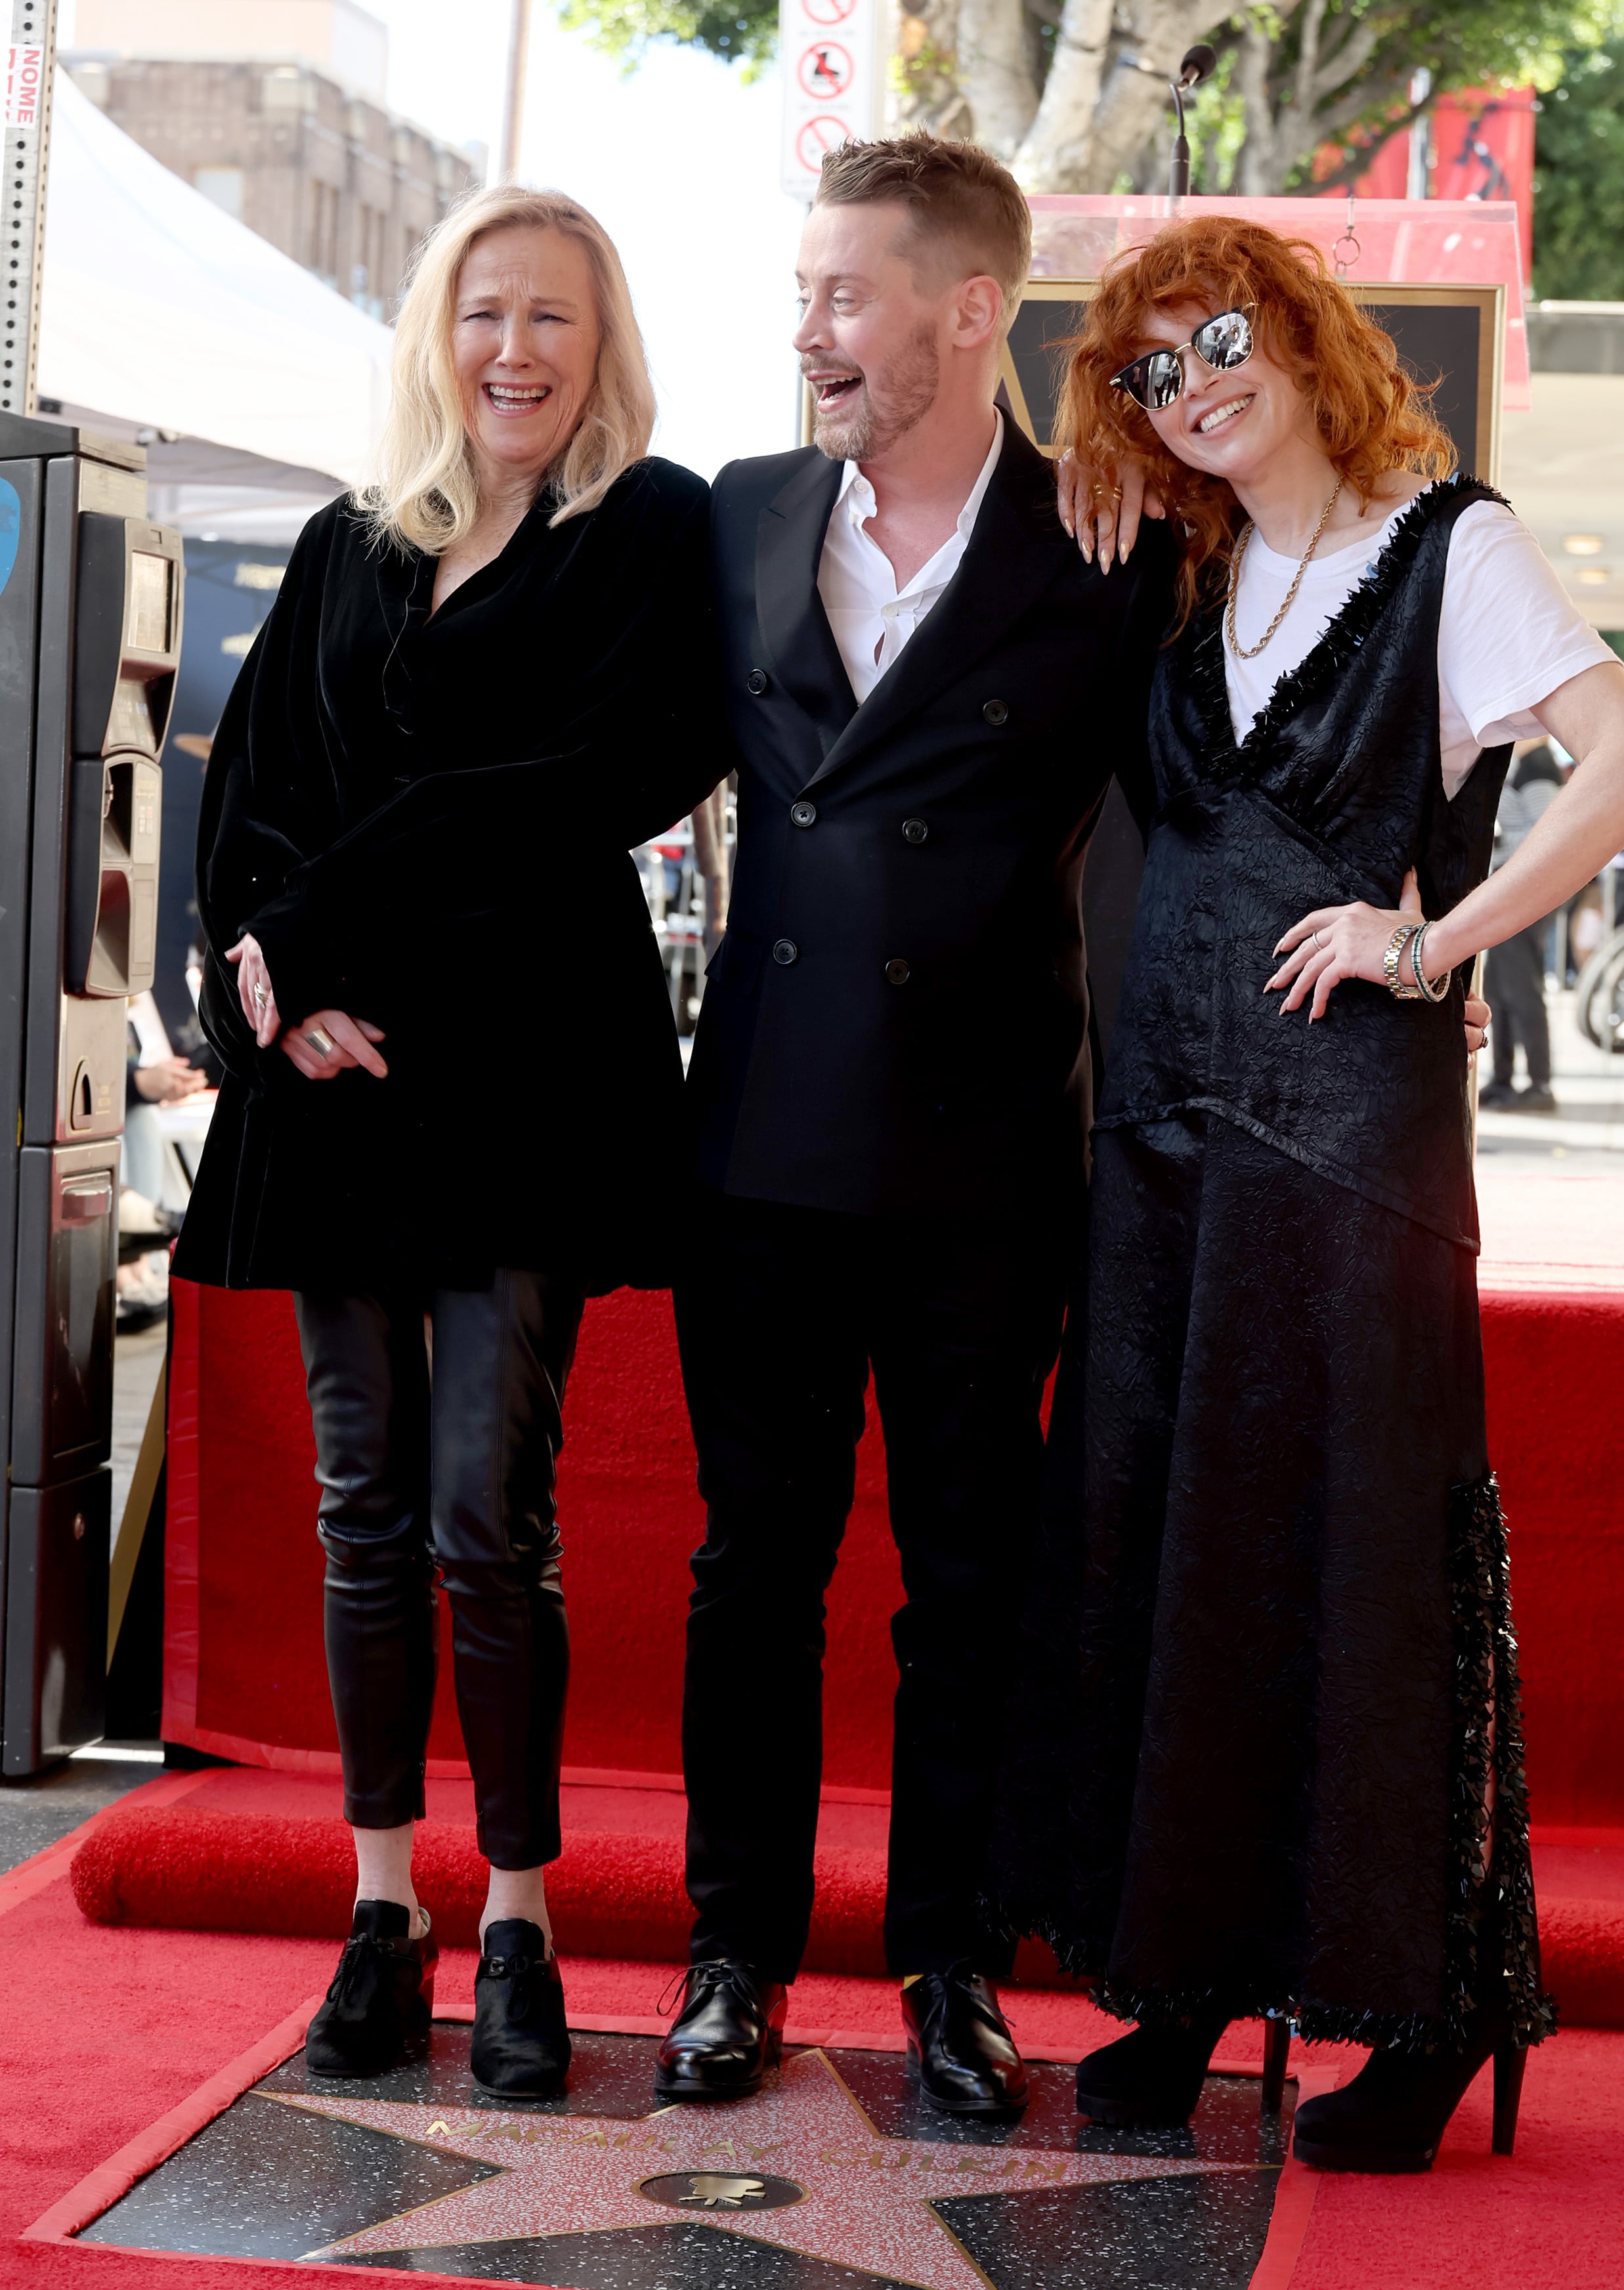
[309,181,339,286]
[352,202,388,318]
[193,166,245,221]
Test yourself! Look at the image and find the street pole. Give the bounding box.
[3,0,58,416]
[501,0,533,182]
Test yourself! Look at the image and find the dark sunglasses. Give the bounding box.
[1110,307,1254,412]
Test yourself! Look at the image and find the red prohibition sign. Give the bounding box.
[801,0,857,22]
[795,114,849,172]
[797,41,853,98]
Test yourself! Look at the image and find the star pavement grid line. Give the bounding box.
[268,2047,1251,2290]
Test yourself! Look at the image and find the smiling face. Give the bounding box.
[1134,297,1316,485]
[793,200,957,463]
[451,225,602,490]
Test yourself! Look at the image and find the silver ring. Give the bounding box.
[304,1025,335,1058]
[1313,929,1327,949]
[253,983,268,1005]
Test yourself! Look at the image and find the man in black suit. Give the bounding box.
[655,133,1170,2116]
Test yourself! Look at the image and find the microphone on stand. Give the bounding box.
[1168,44,1218,200]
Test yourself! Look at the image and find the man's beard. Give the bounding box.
[807,322,940,461]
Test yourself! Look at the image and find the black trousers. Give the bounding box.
[293,1270,585,1870]
[674,1190,1063,1981]
[1487,921,1552,1088]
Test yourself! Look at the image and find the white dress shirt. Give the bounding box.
[817,412,1004,706]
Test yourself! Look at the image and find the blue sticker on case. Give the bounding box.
[0,479,20,601]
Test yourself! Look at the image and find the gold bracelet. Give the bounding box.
[1384,922,1422,999]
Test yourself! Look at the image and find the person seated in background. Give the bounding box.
[176,184,723,2102]
[1480,738,1566,1113]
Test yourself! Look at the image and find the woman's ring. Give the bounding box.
[305,1025,335,1058]
[253,982,268,1005]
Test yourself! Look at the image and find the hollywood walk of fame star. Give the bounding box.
[274,2048,1252,2290]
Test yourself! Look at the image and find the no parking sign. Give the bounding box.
[779,0,885,200]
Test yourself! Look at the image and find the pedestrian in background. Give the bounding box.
[1482,739,1566,1113]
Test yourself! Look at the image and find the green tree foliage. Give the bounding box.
[1532,42,1624,298]
[1187,0,1621,197]
[557,0,777,72]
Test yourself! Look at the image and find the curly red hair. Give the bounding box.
[1059,216,1457,629]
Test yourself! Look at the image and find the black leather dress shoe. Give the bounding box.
[306,1900,437,2077]
[1073,2014,1229,2127]
[901,1965,1029,2118]
[654,1960,787,2101]
[471,1918,571,2099]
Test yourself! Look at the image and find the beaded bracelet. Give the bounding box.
[1384,922,1422,999]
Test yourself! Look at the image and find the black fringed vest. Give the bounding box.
[1096,477,1512,1252]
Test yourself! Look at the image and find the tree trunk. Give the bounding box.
[956,0,1039,159]
[1010,0,1113,189]
[895,0,975,138]
[1086,0,1235,192]
[1232,18,1280,196]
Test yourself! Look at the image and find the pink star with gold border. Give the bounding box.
[275,2048,1249,2290]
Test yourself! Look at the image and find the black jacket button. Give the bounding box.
[982,698,1008,725]
[901,817,928,844]
[773,938,799,965]
[747,668,769,695]
[791,800,817,827]
[886,957,912,985]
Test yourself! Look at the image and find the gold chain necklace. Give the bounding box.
[1225,475,1346,660]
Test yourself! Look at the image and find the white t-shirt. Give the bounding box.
[1226,494,1616,797]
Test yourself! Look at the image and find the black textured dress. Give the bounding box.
[996,477,1552,2052]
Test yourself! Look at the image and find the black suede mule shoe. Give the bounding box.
[1293,2014,1528,2173]
[654,1960,787,2101]
[471,1918,571,2099]
[306,1899,437,2077]
[901,1966,1029,2119]
[1073,2013,1230,2128]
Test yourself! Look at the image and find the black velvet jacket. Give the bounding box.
[174,456,726,1295]
[690,420,1174,1221]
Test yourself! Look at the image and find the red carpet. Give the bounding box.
[9,1780,1624,2289]
[162,1277,1624,1831]
[66,1765,1624,2031]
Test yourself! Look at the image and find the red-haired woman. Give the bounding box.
[996,217,1624,2171]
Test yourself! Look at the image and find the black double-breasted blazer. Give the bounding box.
[687,418,1174,1221]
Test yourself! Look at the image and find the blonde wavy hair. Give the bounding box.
[362,185,656,553]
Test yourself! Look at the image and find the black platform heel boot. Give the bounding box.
[472,1918,571,2099]
[1075,2010,1231,2128]
[1293,2008,1527,2173]
[307,1900,437,2077]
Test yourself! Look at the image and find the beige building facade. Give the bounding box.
[63,1,481,320]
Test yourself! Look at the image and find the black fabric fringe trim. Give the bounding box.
[993,1472,1557,2055]
[1184,472,1509,791]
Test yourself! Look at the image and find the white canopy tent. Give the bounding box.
[38,70,394,527]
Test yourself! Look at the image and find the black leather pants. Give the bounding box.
[293,1271,586,1869]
